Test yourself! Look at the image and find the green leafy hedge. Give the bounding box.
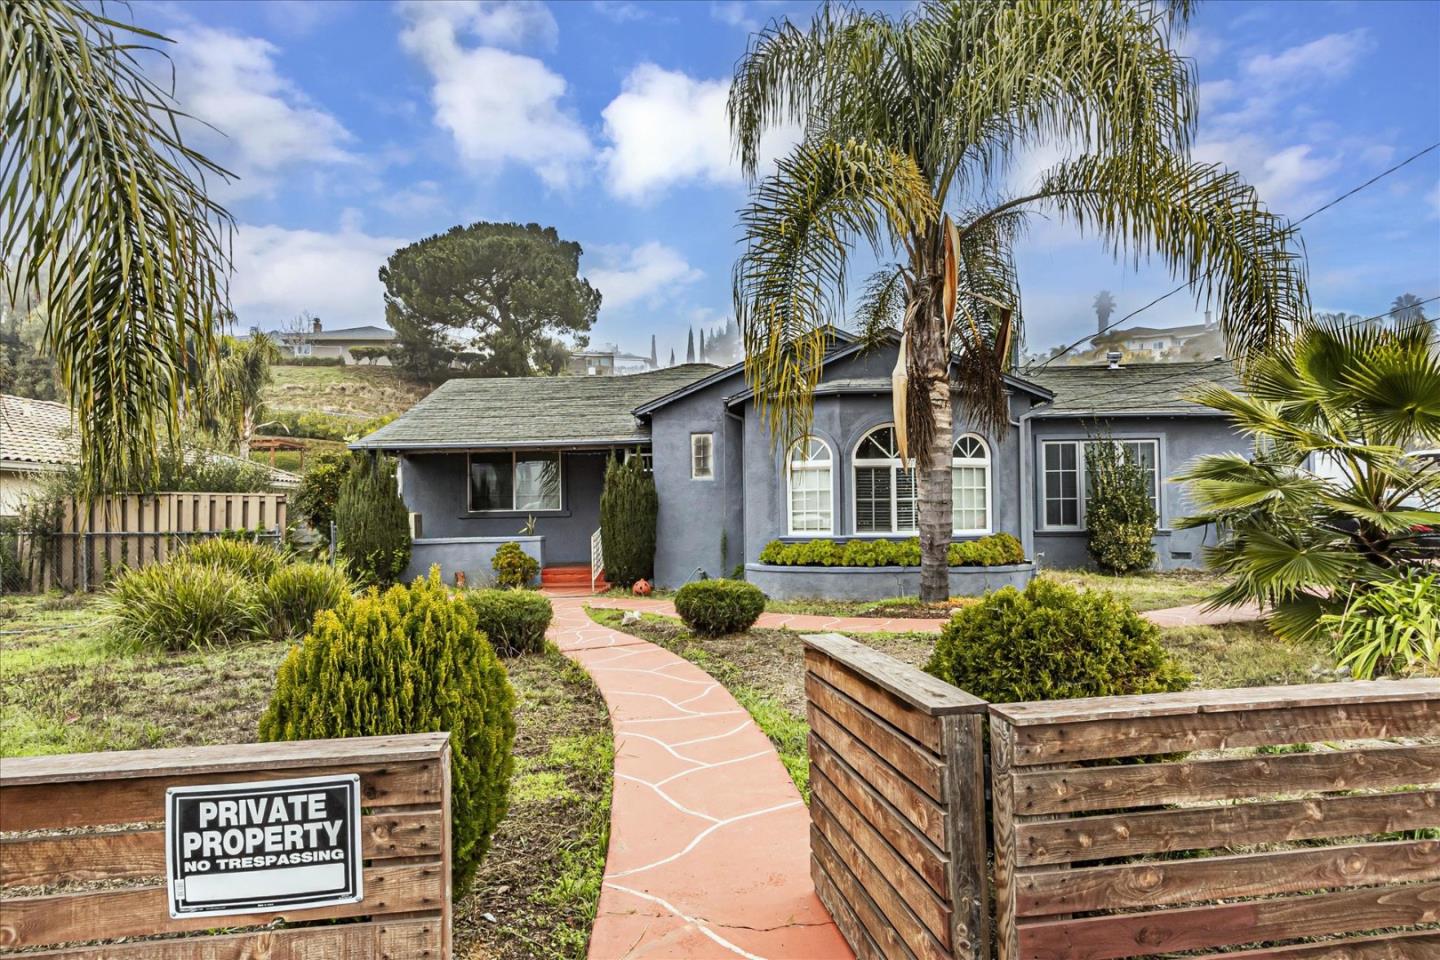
[758,533,1024,568]
[463,589,553,656]
[491,542,539,588]
[260,569,516,895]
[673,579,766,635]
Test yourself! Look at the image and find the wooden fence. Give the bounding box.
[803,634,991,960]
[989,680,1440,960]
[20,492,289,591]
[0,733,451,957]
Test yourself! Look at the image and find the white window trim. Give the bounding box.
[851,424,918,536]
[466,451,565,513]
[951,433,993,537]
[691,433,715,480]
[1039,438,1161,531]
[786,437,834,536]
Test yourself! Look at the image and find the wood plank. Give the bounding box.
[806,648,943,751]
[1016,881,1440,960]
[990,678,1440,726]
[23,918,442,959]
[1,810,444,887]
[811,769,951,944]
[809,708,947,850]
[941,713,989,960]
[1,761,444,833]
[813,850,885,960]
[1010,699,1440,765]
[812,825,920,960]
[808,734,948,892]
[1212,930,1440,959]
[806,673,945,800]
[991,716,1020,960]
[801,634,987,716]
[1018,838,1440,916]
[1018,788,1440,867]
[0,863,444,947]
[1015,743,1440,815]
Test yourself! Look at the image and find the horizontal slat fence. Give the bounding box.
[803,633,991,960]
[990,679,1440,960]
[0,733,451,957]
[21,492,288,591]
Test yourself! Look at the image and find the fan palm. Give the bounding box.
[1174,313,1440,641]
[729,0,1308,600]
[1,1,233,498]
[210,333,281,459]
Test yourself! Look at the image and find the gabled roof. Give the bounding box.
[307,325,395,343]
[1023,360,1237,416]
[1093,322,1212,344]
[353,364,721,451]
[0,395,75,469]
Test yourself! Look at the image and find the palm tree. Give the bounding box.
[1093,290,1117,332]
[729,0,1308,600]
[211,333,281,459]
[1390,293,1428,325]
[2,2,233,498]
[1175,313,1440,641]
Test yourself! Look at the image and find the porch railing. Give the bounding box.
[590,527,604,593]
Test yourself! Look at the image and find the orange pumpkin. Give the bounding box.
[632,578,653,596]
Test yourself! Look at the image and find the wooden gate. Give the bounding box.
[0,733,451,957]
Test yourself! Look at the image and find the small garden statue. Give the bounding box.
[454,570,466,589]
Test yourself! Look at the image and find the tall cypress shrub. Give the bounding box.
[334,454,412,586]
[1085,440,1157,573]
[600,454,657,586]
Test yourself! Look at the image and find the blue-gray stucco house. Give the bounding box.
[352,332,1242,595]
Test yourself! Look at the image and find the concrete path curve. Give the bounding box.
[548,597,851,960]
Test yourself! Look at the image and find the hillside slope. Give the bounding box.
[264,365,431,420]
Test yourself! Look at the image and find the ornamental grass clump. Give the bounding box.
[263,561,354,641]
[178,536,285,581]
[463,589,553,656]
[108,561,267,651]
[673,579,766,636]
[259,568,516,895]
[1322,570,1440,680]
[925,577,1190,704]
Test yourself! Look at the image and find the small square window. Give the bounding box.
[691,433,714,479]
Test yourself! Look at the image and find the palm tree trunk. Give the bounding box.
[910,271,952,603]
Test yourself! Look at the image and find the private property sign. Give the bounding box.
[165,774,363,918]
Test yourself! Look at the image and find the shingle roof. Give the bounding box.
[353,364,722,450]
[0,395,76,468]
[308,325,395,343]
[1023,360,1238,416]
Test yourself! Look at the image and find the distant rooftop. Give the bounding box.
[0,395,74,468]
[1025,361,1237,416]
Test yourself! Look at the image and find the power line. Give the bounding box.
[1034,140,1440,371]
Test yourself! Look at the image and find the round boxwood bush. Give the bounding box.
[925,577,1190,703]
[462,589,553,656]
[491,541,539,588]
[259,568,515,895]
[263,561,354,640]
[673,579,766,636]
[109,561,267,650]
[178,537,285,581]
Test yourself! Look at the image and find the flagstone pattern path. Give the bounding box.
[547,597,853,960]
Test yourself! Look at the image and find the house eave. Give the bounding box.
[349,435,652,453]
[1027,406,1227,419]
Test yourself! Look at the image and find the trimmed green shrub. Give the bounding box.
[259,569,516,895]
[178,537,285,581]
[335,455,412,586]
[294,450,352,532]
[1322,570,1439,679]
[491,541,539,589]
[264,561,354,640]
[758,533,1025,568]
[109,561,267,650]
[1085,440,1157,573]
[463,589,553,656]
[600,454,658,587]
[673,579,766,636]
[925,577,1190,703]
[949,533,1025,566]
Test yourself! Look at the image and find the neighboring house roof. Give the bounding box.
[305,325,395,343]
[353,364,722,451]
[1024,360,1237,417]
[1093,322,1211,344]
[0,395,75,470]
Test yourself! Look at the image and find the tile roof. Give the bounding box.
[0,395,76,468]
[1023,360,1238,416]
[353,364,722,450]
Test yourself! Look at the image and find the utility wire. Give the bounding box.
[1032,140,1440,371]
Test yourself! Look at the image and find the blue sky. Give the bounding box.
[148,0,1440,360]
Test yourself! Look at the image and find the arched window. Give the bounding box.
[952,434,991,534]
[787,437,833,535]
[853,425,917,534]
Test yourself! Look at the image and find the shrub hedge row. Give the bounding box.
[757,533,1024,568]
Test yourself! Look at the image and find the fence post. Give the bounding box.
[329,521,337,565]
[989,714,1018,960]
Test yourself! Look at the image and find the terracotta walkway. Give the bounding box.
[548,597,851,960]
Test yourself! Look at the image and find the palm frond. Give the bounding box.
[854,267,909,346]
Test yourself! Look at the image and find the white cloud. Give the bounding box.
[397,0,558,50]
[230,221,405,329]
[1242,29,1372,85]
[600,64,800,201]
[169,27,354,199]
[1193,136,1338,209]
[710,2,761,33]
[398,2,590,188]
[586,242,703,310]
[592,1,647,23]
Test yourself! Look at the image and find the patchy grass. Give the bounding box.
[1162,621,1337,689]
[1040,568,1228,612]
[762,595,971,619]
[265,364,430,419]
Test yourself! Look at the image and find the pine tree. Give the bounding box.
[699,328,707,362]
[685,329,695,363]
[334,455,412,585]
[649,334,658,367]
[668,347,675,366]
[600,454,658,586]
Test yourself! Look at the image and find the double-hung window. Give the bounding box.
[787,437,833,535]
[952,434,992,535]
[468,452,562,512]
[1041,438,1160,529]
[853,425,917,534]
[691,433,714,479]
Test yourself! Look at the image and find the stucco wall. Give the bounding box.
[745,561,1035,600]
[406,536,543,586]
[397,450,607,565]
[1029,415,1244,571]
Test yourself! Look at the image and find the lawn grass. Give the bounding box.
[1161,621,1338,689]
[1040,567,1228,612]
[265,363,430,419]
